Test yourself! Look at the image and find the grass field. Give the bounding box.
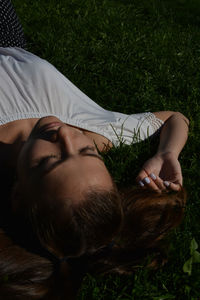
[12,0,200,299]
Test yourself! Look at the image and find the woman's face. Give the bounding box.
[16,116,113,202]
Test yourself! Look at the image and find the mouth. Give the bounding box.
[30,117,64,137]
[38,122,63,134]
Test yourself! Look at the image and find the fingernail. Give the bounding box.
[144,177,151,184]
[139,180,145,187]
[164,181,170,187]
[149,173,156,180]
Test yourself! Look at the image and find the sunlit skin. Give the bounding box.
[16,116,114,202]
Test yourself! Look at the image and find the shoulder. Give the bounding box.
[0,47,55,74]
[153,111,189,125]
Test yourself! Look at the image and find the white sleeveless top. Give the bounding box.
[0,47,163,146]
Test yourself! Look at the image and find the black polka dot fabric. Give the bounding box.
[0,0,26,48]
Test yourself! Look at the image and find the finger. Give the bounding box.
[163,181,182,191]
[149,173,167,191]
[136,169,149,188]
[136,169,148,182]
[138,175,162,192]
[142,176,162,192]
[136,170,162,192]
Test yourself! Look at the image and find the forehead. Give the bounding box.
[28,156,113,200]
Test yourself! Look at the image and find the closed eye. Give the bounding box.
[32,154,59,169]
[31,147,103,170]
[79,146,96,154]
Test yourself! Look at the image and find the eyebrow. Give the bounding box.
[32,152,104,176]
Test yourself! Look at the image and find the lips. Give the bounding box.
[38,122,63,134]
[30,117,84,140]
[30,118,64,139]
[32,121,64,142]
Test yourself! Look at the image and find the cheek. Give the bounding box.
[19,140,50,163]
[17,143,29,169]
[17,139,58,177]
[17,140,35,178]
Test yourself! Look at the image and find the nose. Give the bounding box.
[57,125,81,155]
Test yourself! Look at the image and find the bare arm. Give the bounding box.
[153,111,189,158]
[136,111,189,192]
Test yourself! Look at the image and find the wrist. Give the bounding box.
[155,151,179,160]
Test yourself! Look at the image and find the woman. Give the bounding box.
[0,1,189,299]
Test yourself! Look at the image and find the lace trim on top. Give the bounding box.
[144,112,164,131]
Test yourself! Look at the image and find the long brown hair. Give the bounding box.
[0,228,51,300]
[1,187,122,299]
[0,227,85,300]
[88,187,186,275]
[0,186,186,299]
[12,187,122,257]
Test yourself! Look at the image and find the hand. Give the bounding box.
[136,152,183,192]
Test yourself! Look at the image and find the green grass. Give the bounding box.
[12,0,200,299]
